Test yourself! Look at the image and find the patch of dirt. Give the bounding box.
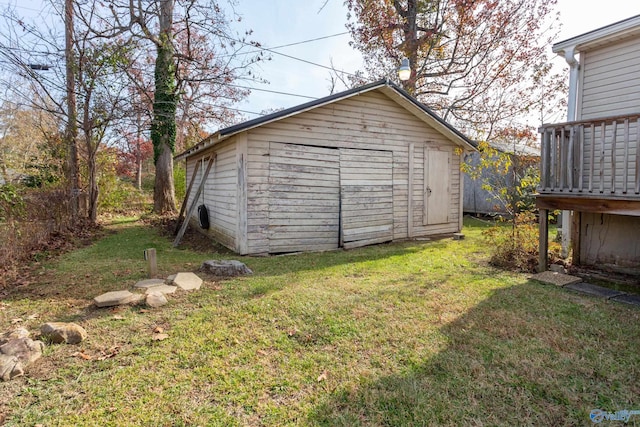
[145,215,234,255]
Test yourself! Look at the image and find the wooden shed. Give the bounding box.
[174,79,476,255]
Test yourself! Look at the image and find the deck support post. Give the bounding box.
[538,208,549,272]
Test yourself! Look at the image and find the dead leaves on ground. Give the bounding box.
[71,346,120,361]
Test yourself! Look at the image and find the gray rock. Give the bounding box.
[549,264,567,274]
[200,260,253,277]
[0,327,30,344]
[0,354,23,381]
[144,284,177,295]
[94,290,139,307]
[172,272,203,291]
[134,278,165,289]
[0,337,44,364]
[40,322,87,344]
[0,335,44,381]
[146,292,168,308]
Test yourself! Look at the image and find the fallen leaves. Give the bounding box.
[152,333,169,341]
[317,371,328,382]
[71,346,120,361]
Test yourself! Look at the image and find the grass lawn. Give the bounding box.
[1,217,639,426]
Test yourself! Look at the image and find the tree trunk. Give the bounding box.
[87,151,99,223]
[65,0,80,221]
[151,0,177,214]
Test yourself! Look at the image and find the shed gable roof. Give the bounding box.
[175,79,476,161]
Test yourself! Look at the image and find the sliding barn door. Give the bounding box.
[268,142,340,253]
[340,148,394,249]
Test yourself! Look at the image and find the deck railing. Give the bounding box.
[539,113,640,197]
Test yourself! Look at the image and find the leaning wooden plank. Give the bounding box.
[174,159,201,234]
[173,154,216,247]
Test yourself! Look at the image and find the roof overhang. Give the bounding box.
[553,14,640,55]
[175,79,476,161]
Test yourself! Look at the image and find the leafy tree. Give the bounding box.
[344,0,565,141]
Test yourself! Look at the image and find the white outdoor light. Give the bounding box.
[398,58,411,81]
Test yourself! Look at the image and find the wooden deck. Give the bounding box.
[539,113,640,199]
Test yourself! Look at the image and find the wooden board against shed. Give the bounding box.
[340,148,394,249]
[268,142,340,253]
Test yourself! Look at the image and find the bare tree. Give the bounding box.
[75,0,264,213]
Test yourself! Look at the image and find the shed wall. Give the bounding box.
[244,90,462,254]
[185,138,238,249]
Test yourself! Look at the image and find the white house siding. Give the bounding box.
[579,37,640,194]
[243,90,462,254]
[580,212,640,267]
[569,36,640,269]
[580,37,640,120]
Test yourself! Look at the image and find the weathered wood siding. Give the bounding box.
[185,139,238,250]
[340,148,394,249]
[267,142,340,253]
[244,90,462,254]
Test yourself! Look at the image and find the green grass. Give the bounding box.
[1,217,639,426]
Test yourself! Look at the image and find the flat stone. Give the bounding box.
[201,260,253,277]
[610,293,640,307]
[565,282,626,299]
[40,322,87,344]
[146,292,168,308]
[530,271,582,287]
[172,272,203,291]
[94,290,139,307]
[134,278,166,289]
[144,284,177,295]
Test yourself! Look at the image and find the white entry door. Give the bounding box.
[424,148,451,225]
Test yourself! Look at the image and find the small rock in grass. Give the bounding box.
[144,284,177,295]
[0,327,31,344]
[94,290,139,307]
[200,260,252,277]
[134,278,165,289]
[146,292,168,308]
[172,272,203,291]
[0,354,23,381]
[40,322,87,344]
